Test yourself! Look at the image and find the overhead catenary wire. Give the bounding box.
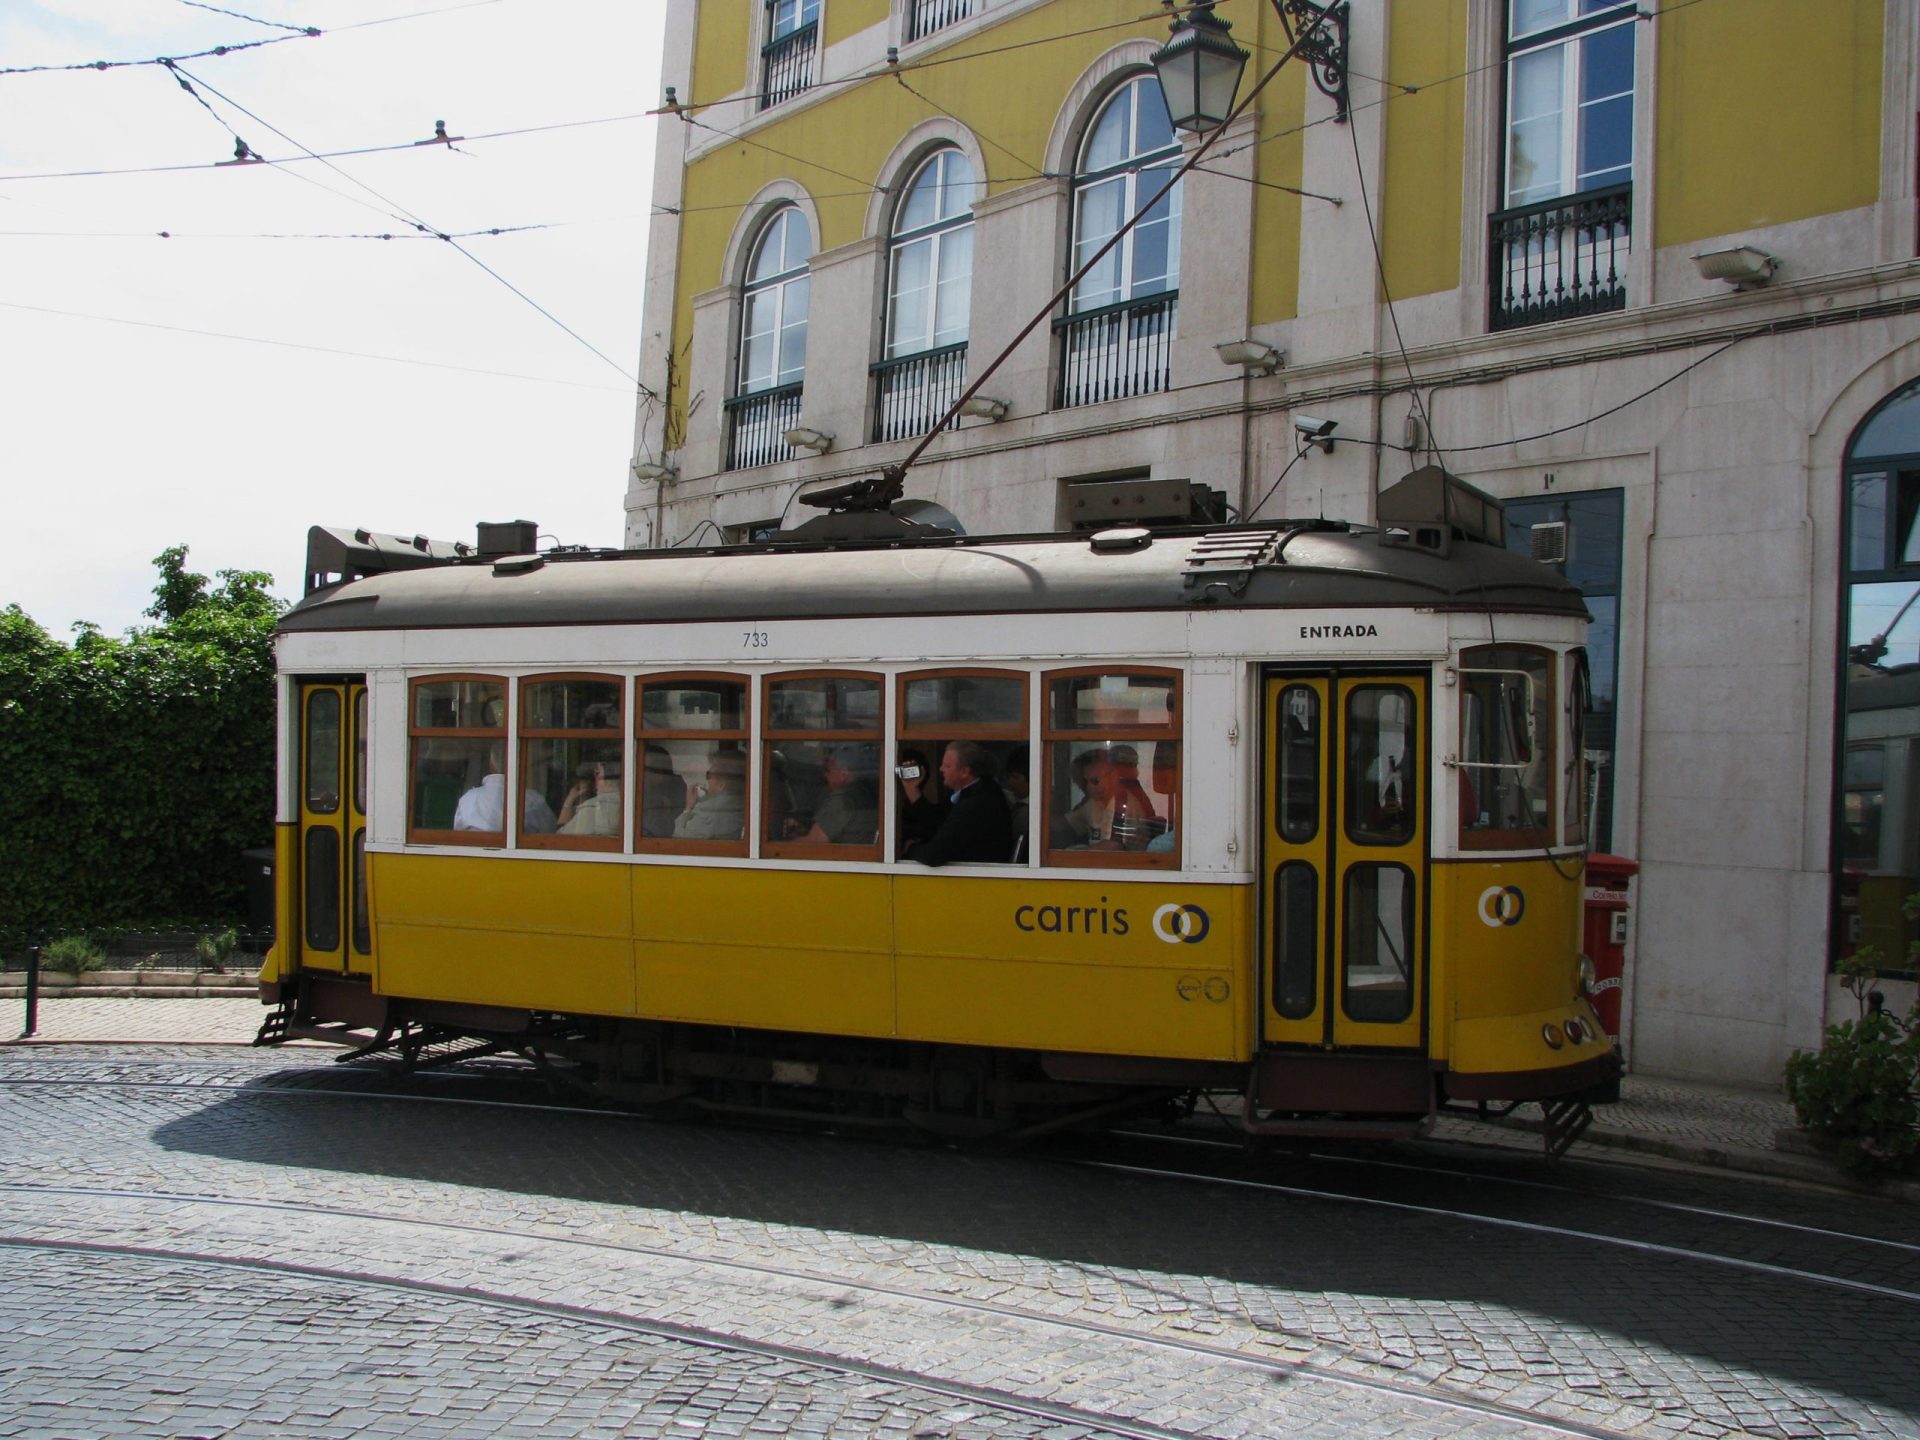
[167,60,651,395]
[0,297,636,392]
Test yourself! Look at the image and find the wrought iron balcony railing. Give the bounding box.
[759,20,817,111]
[1054,293,1177,410]
[871,343,967,444]
[724,383,804,470]
[1489,184,1631,332]
[907,0,973,42]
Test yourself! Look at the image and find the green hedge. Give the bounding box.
[0,548,282,934]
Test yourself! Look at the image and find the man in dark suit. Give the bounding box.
[901,739,1013,866]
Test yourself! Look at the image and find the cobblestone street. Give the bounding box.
[2,1044,1918,1439]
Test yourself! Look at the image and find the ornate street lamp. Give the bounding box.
[1150,2,1249,134]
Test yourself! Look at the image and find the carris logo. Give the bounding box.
[1152,903,1211,944]
[1477,885,1526,927]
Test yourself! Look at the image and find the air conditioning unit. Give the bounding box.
[1529,520,1569,567]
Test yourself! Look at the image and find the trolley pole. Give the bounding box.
[21,944,40,1039]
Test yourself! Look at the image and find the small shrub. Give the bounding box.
[41,935,106,975]
[195,927,239,974]
[1784,951,1920,1182]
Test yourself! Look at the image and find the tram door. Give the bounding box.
[296,680,372,975]
[1261,672,1427,1053]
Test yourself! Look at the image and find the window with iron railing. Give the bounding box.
[875,148,977,443]
[906,0,972,42]
[1060,74,1180,409]
[729,207,811,470]
[760,0,820,110]
[1492,0,1635,330]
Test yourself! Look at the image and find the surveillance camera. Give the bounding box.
[1292,415,1337,438]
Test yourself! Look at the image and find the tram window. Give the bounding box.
[900,670,1031,863]
[1276,685,1320,844]
[1564,650,1590,847]
[1459,646,1554,849]
[1272,861,1318,1020]
[1342,864,1414,1023]
[764,673,882,861]
[353,689,368,817]
[1043,669,1180,868]
[636,674,750,856]
[304,689,341,815]
[304,825,340,951]
[1343,687,1416,847]
[351,829,370,956]
[522,675,624,852]
[406,676,507,845]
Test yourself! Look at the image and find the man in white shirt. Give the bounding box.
[453,743,557,834]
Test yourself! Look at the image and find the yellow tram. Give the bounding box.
[259,470,1616,1149]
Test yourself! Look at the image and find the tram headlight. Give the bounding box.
[1575,953,1597,995]
[1541,1023,1565,1050]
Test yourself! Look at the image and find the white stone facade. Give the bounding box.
[627,0,1920,1087]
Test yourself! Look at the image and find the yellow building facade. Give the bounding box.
[629,0,1920,1087]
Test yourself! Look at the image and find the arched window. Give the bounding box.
[875,148,978,443]
[1058,74,1181,408]
[1836,377,1920,982]
[728,206,812,469]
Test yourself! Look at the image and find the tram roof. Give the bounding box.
[280,521,1588,635]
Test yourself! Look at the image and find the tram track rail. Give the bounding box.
[4,1062,1915,1305]
[0,1181,1639,1440]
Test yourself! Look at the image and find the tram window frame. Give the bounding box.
[1458,645,1556,850]
[1042,666,1181,870]
[1563,648,1590,847]
[762,670,884,862]
[304,688,342,816]
[634,673,751,857]
[406,674,510,847]
[898,669,1031,864]
[519,673,625,853]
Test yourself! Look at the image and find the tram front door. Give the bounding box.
[1259,671,1428,1064]
[296,679,371,975]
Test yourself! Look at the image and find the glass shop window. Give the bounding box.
[1459,645,1555,849]
[1043,668,1180,867]
[407,675,509,845]
[764,672,883,861]
[636,674,750,855]
[522,675,624,852]
[898,670,1030,863]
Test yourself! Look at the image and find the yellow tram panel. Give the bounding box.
[371,853,633,1015]
[893,877,1252,1061]
[1431,856,1605,1077]
[633,867,896,1037]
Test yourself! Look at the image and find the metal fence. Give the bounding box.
[871,343,967,444]
[1489,184,1631,332]
[725,383,805,470]
[907,0,973,42]
[760,20,817,110]
[0,927,272,974]
[1054,293,1177,410]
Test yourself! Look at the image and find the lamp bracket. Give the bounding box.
[1275,0,1349,123]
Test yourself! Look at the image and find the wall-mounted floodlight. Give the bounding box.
[1216,339,1284,375]
[1293,414,1338,452]
[631,459,677,483]
[783,426,835,454]
[1692,245,1778,289]
[956,395,1009,420]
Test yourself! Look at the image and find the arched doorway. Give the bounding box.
[1836,379,1920,979]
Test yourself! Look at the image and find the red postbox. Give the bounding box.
[1582,853,1638,1045]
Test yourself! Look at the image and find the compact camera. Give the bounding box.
[895,762,924,781]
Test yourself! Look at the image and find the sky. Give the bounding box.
[1,0,667,639]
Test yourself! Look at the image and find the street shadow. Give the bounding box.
[146,1062,1919,1424]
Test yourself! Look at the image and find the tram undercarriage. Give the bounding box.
[258,976,1610,1155]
